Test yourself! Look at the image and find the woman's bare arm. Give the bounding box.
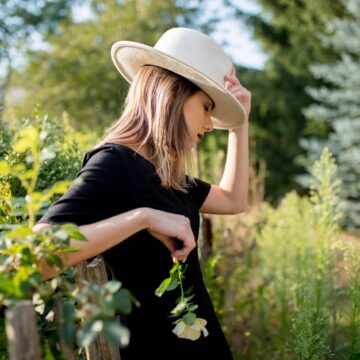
[33,207,196,280]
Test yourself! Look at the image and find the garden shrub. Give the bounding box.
[204,148,360,359]
[0,116,133,359]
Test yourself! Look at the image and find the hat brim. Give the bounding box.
[111,41,247,130]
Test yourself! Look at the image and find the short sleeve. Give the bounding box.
[186,176,212,210]
[37,145,132,226]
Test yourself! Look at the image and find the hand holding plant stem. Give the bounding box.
[155,259,209,341]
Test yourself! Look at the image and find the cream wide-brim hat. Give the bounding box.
[111,27,247,130]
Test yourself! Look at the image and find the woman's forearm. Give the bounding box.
[219,123,249,213]
[33,207,149,280]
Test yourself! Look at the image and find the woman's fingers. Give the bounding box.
[148,231,191,262]
[225,75,240,86]
[171,231,196,262]
[149,230,177,252]
[146,209,196,262]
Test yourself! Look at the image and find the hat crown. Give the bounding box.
[110,27,246,129]
[154,28,232,87]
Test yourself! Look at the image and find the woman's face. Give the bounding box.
[183,90,215,148]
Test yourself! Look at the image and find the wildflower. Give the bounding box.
[155,260,209,341]
[172,317,209,341]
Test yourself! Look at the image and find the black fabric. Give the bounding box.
[37,143,233,360]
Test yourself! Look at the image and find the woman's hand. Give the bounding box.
[224,65,252,124]
[144,208,196,262]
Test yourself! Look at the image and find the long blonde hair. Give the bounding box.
[99,65,201,193]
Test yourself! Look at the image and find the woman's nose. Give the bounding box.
[204,116,214,132]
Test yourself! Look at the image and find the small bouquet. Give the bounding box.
[155,260,209,341]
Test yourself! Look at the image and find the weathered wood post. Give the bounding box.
[5,300,42,360]
[76,257,121,360]
[195,148,213,270]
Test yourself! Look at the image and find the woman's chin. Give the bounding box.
[184,139,196,150]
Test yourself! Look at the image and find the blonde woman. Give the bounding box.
[34,28,251,359]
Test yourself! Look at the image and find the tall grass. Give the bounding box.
[204,148,360,359]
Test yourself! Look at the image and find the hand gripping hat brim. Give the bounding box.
[111,27,247,130]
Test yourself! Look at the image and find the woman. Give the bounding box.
[34,27,251,359]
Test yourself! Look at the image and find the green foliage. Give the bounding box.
[10,0,212,131]
[0,109,95,205]
[300,0,360,232]
[227,0,346,200]
[0,0,77,120]
[0,118,134,357]
[0,0,76,51]
[156,260,209,340]
[73,281,139,348]
[204,147,360,359]
[155,261,198,320]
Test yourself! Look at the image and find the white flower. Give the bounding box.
[172,317,209,341]
[39,131,47,140]
[40,147,56,161]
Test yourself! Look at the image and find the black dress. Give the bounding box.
[37,143,233,360]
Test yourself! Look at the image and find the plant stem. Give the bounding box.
[176,262,184,301]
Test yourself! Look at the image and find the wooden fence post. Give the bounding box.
[195,147,213,270]
[5,300,42,360]
[76,257,121,360]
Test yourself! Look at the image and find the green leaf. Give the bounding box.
[13,163,25,173]
[53,230,69,241]
[60,223,87,240]
[155,277,172,297]
[77,321,100,348]
[13,139,30,153]
[20,247,33,266]
[0,275,13,295]
[170,300,187,316]
[45,254,64,269]
[102,320,130,348]
[114,289,133,315]
[13,128,38,153]
[166,279,178,291]
[183,312,196,326]
[170,261,182,275]
[184,286,194,295]
[104,281,121,293]
[187,304,198,312]
[12,270,32,298]
[50,181,71,195]
[0,160,10,176]
[4,226,32,239]
[23,169,36,180]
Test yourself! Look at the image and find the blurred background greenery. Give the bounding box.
[1,0,359,358]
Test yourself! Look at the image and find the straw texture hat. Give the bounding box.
[111,27,246,129]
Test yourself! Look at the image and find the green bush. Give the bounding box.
[204,148,360,359]
[1,111,83,198]
[0,117,134,358]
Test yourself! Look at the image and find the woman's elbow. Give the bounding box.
[231,203,248,215]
